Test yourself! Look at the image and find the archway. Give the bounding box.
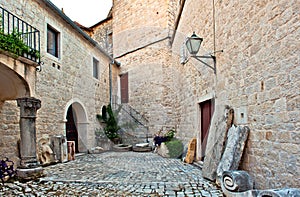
[64,100,89,153]
[66,106,79,153]
[0,62,30,100]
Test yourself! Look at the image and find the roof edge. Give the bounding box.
[42,0,119,64]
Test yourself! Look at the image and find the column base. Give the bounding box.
[16,167,44,181]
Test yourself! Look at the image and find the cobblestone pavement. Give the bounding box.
[0,152,224,196]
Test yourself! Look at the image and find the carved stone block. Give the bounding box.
[184,138,196,164]
[67,141,75,161]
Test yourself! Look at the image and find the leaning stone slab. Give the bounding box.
[202,105,234,181]
[216,125,250,185]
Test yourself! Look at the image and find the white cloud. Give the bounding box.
[50,0,112,27]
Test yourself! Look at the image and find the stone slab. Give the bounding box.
[202,105,233,181]
[216,125,250,185]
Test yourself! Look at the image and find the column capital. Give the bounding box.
[17,97,41,110]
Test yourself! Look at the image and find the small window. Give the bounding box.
[93,58,99,79]
[47,25,60,58]
[107,32,113,45]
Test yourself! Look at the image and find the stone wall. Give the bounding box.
[112,0,174,57]
[112,0,183,140]
[0,0,115,164]
[172,0,299,189]
[0,101,20,165]
[110,0,299,190]
[90,18,113,56]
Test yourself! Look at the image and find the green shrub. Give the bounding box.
[96,104,120,140]
[165,139,183,158]
[0,31,28,56]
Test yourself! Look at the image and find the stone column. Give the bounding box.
[17,97,41,168]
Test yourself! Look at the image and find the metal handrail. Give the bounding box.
[0,6,40,64]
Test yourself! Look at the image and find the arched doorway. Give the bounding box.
[66,106,79,153]
[64,99,89,153]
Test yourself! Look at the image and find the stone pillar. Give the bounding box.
[16,97,43,180]
[17,97,41,168]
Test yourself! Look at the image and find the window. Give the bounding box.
[107,32,113,46]
[47,25,60,58]
[93,58,99,79]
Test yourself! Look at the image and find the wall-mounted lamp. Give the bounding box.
[183,32,222,74]
[36,61,44,72]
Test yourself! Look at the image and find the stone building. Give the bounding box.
[0,0,119,167]
[91,0,298,189]
[0,0,299,191]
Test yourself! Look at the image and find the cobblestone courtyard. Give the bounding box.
[0,152,223,196]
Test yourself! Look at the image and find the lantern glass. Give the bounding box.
[186,33,203,56]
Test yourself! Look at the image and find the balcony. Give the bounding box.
[0,6,40,64]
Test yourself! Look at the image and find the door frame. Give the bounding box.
[63,98,89,153]
[196,93,215,161]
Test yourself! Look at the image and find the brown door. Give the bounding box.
[66,107,79,153]
[120,73,129,103]
[200,99,214,160]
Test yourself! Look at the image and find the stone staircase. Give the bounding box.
[113,103,150,145]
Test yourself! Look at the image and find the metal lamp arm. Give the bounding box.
[192,55,216,74]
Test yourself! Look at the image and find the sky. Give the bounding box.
[50,0,112,27]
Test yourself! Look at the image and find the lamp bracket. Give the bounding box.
[191,55,216,74]
[211,50,224,55]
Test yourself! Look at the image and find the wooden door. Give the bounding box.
[120,73,128,103]
[200,99,214,160]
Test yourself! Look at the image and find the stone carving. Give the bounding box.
[202,105,234,181]
[221,170,254,196]
[67,141,75,161]
[221,170,300,197]
[216,125,250,185]
[50,135,68,163]
[89,146,104,154]
[37,139,56,165]
[184,138,196,164]
[156,140,183,158]
[156,143,169,158]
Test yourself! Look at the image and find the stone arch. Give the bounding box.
[64,98,89,153]
[0,62,30,100]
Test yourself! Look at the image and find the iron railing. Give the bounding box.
[0,6,40,63]
[112,95,150,141]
